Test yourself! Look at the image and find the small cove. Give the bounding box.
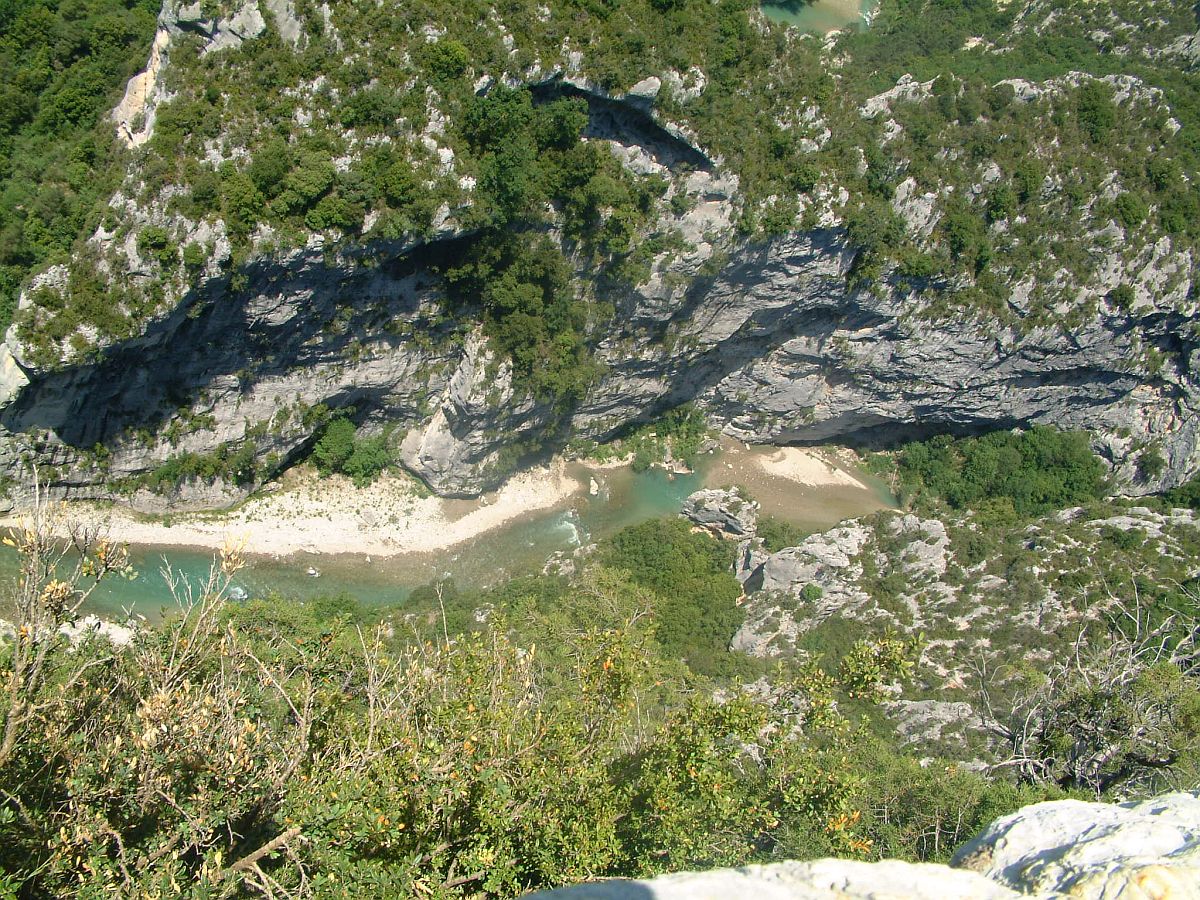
[0,444,894,620]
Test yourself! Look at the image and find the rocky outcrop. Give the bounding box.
[0,234,467,506]
[3,205,1197,506]
[681,487,759,537]
[730,520,874,657]
[528,859,1020,899]
[530,791,1200,899]
[113,0,299,148]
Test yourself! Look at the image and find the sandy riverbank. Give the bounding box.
[753,445,869,489]
[0,444,878,559]
[1,461,585,559]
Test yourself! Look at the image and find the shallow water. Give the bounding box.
[761,0,877,33]
[0,445,894,620]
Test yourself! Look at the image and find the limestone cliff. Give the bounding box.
[0,0,1197,507]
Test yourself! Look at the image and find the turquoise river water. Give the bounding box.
[0,445,894,621]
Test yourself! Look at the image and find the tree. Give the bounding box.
[974,592,1200,797]
[1075,81,1116,142]
[418,38,469,82]
[311,417,356,474]
[1113,192,1148,230]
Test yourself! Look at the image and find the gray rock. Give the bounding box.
[662,67,706,104]
[34,615,137,647]
[0,343,30,410]
[758,523,871,593]
[205,2,266,53]
[885,698,979,747]
[627,76,662,103]
[262,0,302,46]
[681,487,759,537]
[734,537,769,585]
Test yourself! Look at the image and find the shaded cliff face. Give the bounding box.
[1,0,1199,506]
[0,195,1195,505]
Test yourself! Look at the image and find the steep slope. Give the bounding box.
[1,0,1198,506]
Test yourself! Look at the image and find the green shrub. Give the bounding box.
[312,417,356,474]
[137,226,175,265]
[311,417,394,485]
[758,515,808,552]
[1136,444,1166,481]
[1114,192,1148,229]
[418,38,470,82]
[601,517,743,675]
[894,427,1107,518]
[181,241,206,270]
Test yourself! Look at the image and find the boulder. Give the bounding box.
[953,791,1200,899]
[526,859,1022,899]
[681,487,759,537]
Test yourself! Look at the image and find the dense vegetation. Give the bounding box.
[0,503,1068,897]
[0,0,156,334]
[11,0,1199,373]
[600,517,747,675]
[757,514,811,553]
[310,416,395,486]
[887,426,1107,519]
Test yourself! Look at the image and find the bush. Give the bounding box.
[311,417,393,485]
[1114,192,1148,229]
[758,514,808,552]
[312,416,356,474]
[1075,80,1116,142]
[136,226,175,265]
[181,241,206,270]
[418,38,470,81]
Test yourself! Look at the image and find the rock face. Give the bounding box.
[681,487,759,537]
[4,9,1200,506]
[7,194,1194,506]
[528,791,1200,899]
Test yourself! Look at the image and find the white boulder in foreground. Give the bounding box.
[527,791,1200,899]
[953,791,1200,899]
[526,859,1020,898]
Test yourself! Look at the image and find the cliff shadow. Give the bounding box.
[529,78,714,173]
[2,233,479,450]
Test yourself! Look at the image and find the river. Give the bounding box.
[0,443,894,620]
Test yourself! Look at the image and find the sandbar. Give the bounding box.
[753,446,869,488]
[1,461,584,559]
